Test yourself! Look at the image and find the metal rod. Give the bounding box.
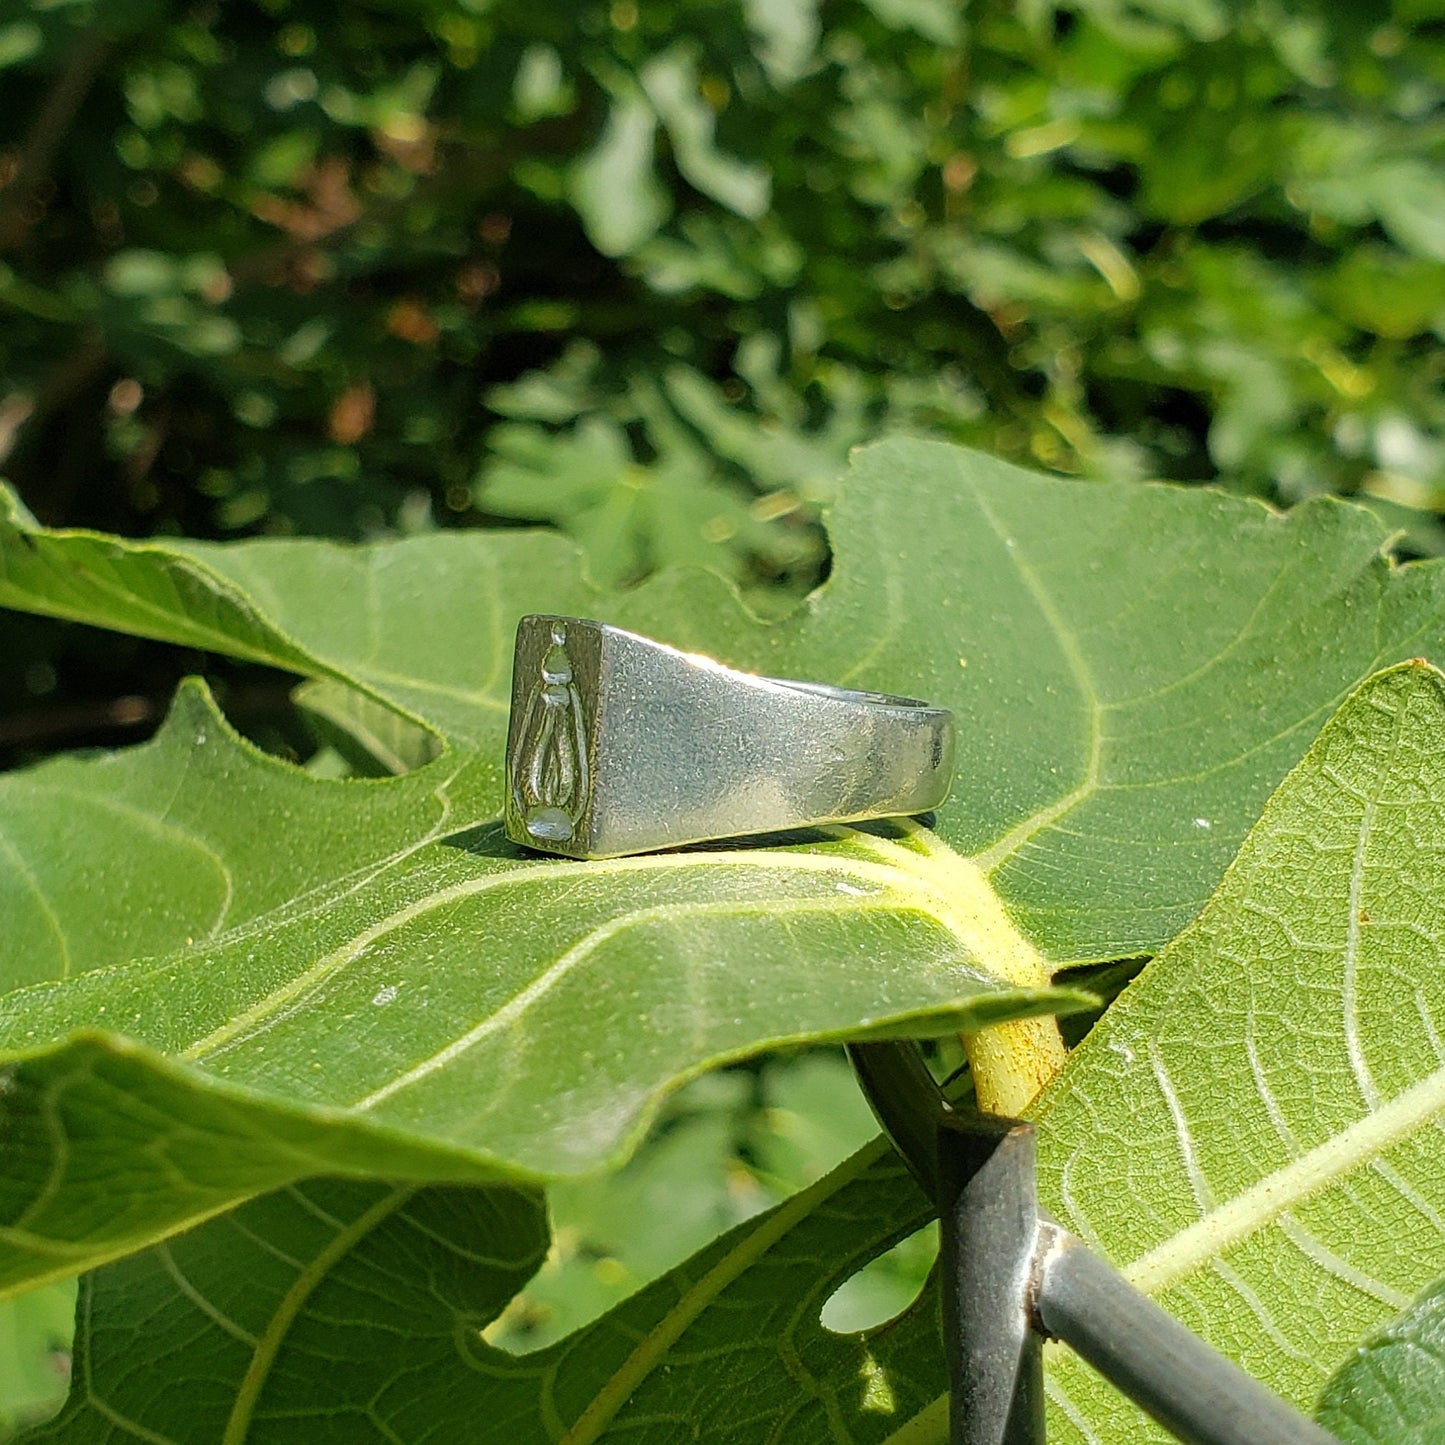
[1034,1225,1338,1445]
[845,1040,952,1199]
[938,1114,1046,1445]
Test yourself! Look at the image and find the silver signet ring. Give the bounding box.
[504,615,955,860]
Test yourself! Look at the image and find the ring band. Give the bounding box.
[504,615,955,860]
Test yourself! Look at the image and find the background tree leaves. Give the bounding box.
[2,0,1440,578]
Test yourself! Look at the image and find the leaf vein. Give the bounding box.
[1126,1063,1445,1296]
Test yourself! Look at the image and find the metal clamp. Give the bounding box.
[846,1042,1337,1445]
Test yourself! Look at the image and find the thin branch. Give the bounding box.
[0,28,114,253]
[0,682,298,754]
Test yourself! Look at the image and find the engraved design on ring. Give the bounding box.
[509,622,592,845]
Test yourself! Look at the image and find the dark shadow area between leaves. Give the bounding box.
[441,813,943,864]
[1052,956,1149,1049]
[0,610,315,774]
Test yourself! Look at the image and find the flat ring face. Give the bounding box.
[504,615,955,860]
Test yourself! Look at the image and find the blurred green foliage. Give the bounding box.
[0,1282,73,1437]
[487,1050,920,1355]
[1,0,1442,601]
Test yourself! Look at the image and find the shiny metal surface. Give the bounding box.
[1035,1224,1339,1445]
[940,1115,1046,1445]
[504,614,956,859]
